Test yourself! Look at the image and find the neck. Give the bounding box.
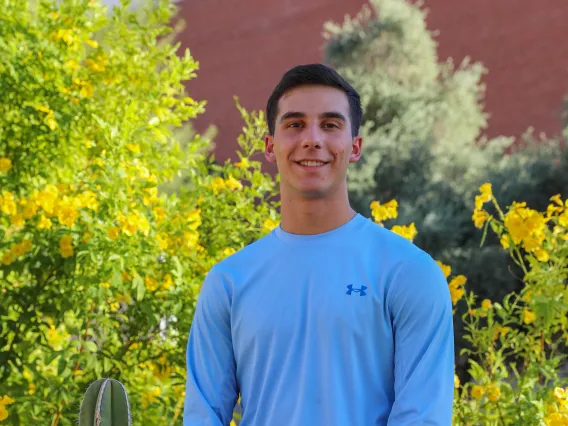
[279,185,357,235]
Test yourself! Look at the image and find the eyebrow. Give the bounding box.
[278,111,347,123]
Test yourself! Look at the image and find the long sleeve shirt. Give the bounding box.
[184,213,454,425]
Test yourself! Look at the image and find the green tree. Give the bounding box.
[323,0,568,316]
[0,0,277,424]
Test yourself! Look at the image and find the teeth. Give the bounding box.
[299,161,326,167]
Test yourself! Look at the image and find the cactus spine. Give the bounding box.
[79,378,131,426]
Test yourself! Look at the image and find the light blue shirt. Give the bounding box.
[184,214,454,425]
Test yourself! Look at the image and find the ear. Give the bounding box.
[349,136,363,163]
[265,134,277,163]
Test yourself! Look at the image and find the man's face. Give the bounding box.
[265,85,362,199]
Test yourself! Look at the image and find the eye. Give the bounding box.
[287,122,303,128]
[323,122,339,129]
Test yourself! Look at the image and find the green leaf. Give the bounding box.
[135,276,145,301]
[84,341,97,353]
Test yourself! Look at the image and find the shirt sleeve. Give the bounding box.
[184,268,238,426]
[387,252,455,425]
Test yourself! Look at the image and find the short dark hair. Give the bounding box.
[266,64,362,137]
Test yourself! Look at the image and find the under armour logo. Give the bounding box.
[346,284,367,296]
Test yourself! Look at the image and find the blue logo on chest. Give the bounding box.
[346,284,367,296]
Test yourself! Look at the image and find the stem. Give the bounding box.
[496,401,506,426]
[51,410,62,426]
[73,300,95,375]
[539,331,545,386]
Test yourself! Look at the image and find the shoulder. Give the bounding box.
[210,231,278,279]
[358,217,430,262]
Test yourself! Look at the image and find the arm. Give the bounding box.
[387,253,454,425]
[184,268,238,426]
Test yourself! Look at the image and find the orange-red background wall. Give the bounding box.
[177,0,568,161]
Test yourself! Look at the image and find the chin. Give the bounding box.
[297,187,331,199]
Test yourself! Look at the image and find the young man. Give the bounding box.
[184,64,454,425]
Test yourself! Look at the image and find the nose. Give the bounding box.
[302,123,322,150]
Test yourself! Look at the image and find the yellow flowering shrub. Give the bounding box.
[371,185,568,424]
[452,185,568,425]
[0,1,278,424]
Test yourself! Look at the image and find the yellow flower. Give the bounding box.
[454,374,460,388]
[479,183,493,200]
[545,412,568,426]
[144,277,159,292]
[449,287,465,305]
[535,248,550,262]
[223,247,236,257]
[436,261,451,279]
[1,191,17,216]
[84,39,98,48]
[391,223,418,241]
[225,174,243,191]
[472,210,490,229]
[183,231,199,248]
[550,194,564,207]
[46,324,70,350]
[59,235,73,258]
[0,157,12,172]
[504,203,546,247]
[10,242,26,257]
[449,275,467,289]
[471,385,484,400]
[211,177,226,194]
[0,395,15,422]
[1,252,14,265]
[186,208,202,230]
[236,157,250,168]
[76,191,99,211]
[65,59,80,70]
[523,309,536,325]
[21,198,38,219]
[559,211,568,228]
[36,184,59,214]
[481,299,492,310]
[107,226,120,240]
[11,214,24,227]
[141,386,161,408]
[109,302,120,312]
[153,206,167,222]
[553,387,567,402]
[55,196,80,228]
[486,383,501,402]
[156,233,169,249]
[55,28,76,45]
[143,187,159,206]
[28,383,36,395]
[37,215,52,229]
[370,200,398,223]
[492,326,511,341]
[448,275,467,305]
[99,282,110,289]
[162,274,174,291]
[500,235,510,249]
[126,143,140,153]
[263,218,279,232]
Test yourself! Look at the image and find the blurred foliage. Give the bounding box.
[0,0,278,424]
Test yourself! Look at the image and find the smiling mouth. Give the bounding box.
[296,160,329,167]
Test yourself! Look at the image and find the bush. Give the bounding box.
[0,0,277,424]
[370,186,568,424]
